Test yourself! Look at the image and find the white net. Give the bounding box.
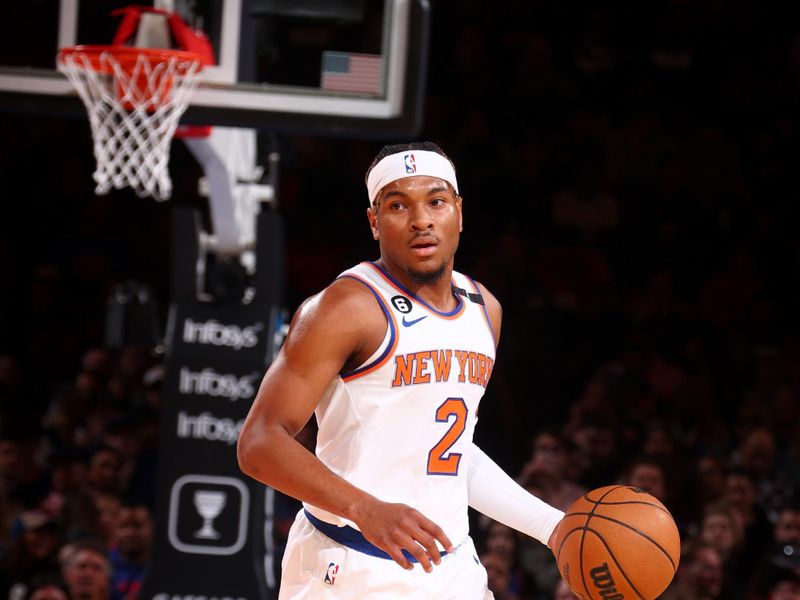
[57,48,203,201]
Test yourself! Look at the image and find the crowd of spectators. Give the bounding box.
[2,1,800,599]
[0,346,159,600]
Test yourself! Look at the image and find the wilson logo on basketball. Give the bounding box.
[589,563,624,600]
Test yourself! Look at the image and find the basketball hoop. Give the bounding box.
[57,45,204,201]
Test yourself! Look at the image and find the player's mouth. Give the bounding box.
[410,236,439,257]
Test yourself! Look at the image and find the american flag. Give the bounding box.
[320,51,384,95]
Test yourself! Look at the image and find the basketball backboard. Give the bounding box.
[0,0,429,137]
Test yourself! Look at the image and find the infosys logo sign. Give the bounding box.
[177,411,244,445]
[179,368,259,401]
[182,318,263,350]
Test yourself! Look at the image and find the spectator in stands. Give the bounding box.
[40,447,99,542]
[100,416,142,495]
[765,569,800,600]
[4,510,62,600]
[695,454,728,514]
[102,410,158,507]
[23,573,70,600]
[518,430,586,512]
[554,579,579,600]
[749,565,800,600]
[0,429,47,521]
[108,498,152,600]
[482,521,530,598]
[566,414,623,491]
[774,502,800,546]
[480,551,519,600]
[1,431,28,553]
[85,447,122,497]
[46,371,107,449]
[624,454,668,501]
[93,492,121,548]
[61,539,111,600]
[700,502,741,559]
[662,539,725,600]
[40,447,87,516]
[735,426,798,524]
[699,500,750,593]
[723,468,774,569]
[749,501,800,596]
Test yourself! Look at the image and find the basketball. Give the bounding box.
[553,485,681,600]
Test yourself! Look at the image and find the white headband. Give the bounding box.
[366,150,459,205]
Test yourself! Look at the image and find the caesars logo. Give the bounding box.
[182,318,263,350]
[153,595,246,600]
[177,411,244,445]
[179,368,259,401]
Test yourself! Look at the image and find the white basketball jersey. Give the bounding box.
[304,261,497,548]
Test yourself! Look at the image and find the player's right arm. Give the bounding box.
[237,278,452,571]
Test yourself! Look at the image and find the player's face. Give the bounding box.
[369,176,462,285]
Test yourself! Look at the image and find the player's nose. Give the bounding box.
[409,204,434,230]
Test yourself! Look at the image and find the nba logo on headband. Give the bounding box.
[366,150,459,205]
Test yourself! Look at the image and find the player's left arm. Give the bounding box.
[468,281,565,550]
[467,444,564,548]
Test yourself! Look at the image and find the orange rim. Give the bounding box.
[57,45,204,75]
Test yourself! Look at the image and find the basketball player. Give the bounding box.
[238,142,565,599]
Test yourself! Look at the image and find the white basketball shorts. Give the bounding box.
[278,510,494,600]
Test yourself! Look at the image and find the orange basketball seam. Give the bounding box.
[579,519,588,600]
[578,486,622,600]
[582,484,627,504]
[555,527,584,562]
[555,526,587,595]
[591,501,670,514]
[565,511,678,571]
[584,528,646,600]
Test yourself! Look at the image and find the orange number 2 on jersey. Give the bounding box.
[427,397,468,475]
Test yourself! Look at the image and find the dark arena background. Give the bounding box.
[1,2,799,600]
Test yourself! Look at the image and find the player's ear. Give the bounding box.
[368,205,379,240]
[457,196,463,232]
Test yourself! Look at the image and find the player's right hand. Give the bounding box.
[351,499,454,573]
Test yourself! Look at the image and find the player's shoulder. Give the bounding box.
[293,275,385,328]
[470,279,501,312]
[277,276,386,367]
[469,278,502,338]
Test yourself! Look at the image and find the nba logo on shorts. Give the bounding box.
[404,153,416,173]
[324,563,339,586]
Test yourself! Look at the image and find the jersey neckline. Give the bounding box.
[366,261,465,318]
